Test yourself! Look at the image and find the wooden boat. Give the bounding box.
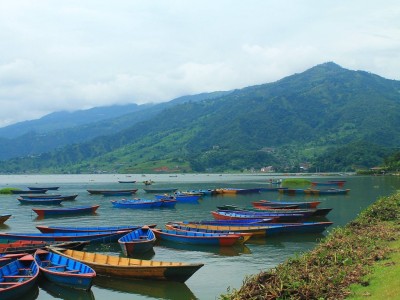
[111,199,163,209]
[155,194,200,203]
[19,194,78,201]
[165,224,252,243]
[17,197,63,205]
[278,188,310,195]
[248,207,332,217]
[87,189,138,195]
[0,214,11,224]
[49,248,203,282]
[118,226,156,256]
[215,188,242,195]
[28,186,60,190]
[160,199,177,208]
[252,200,321,209]
[151,228,242,246]
[0,241,89,255]
[178,219,274,226]
[34,249,96,290]
[101,191,135,196]
[0,253,31,267]
[0,254,39,300]
[211,210,306,222]
[170,221,333,236]
[36,224,155,233]
[11,189,48,194]
[306,188,350,195]
[311,181,345,187]
[0,230,131,243]
[118,180,136,183]
[143,188,178,193]
[32,205,100,218]
[143,180,154,185]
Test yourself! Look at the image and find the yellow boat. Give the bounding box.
[49,248,203,283]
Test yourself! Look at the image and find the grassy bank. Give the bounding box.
[221,192,400,299]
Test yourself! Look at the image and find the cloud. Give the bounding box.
[0,1,399,127]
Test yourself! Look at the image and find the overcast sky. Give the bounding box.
[0,1,399,127]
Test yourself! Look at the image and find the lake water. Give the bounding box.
[1,174,399,300]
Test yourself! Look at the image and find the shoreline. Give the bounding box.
[221,192,400,299]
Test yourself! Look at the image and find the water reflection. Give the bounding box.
[155,240,251,256]
[94,276,197,300]
[19,286,39,300]
[39,279,95,300]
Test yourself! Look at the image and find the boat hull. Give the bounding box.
[49,248,203,283]
[32,205,99,217]
[118,227,156,256]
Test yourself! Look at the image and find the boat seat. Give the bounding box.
[46,265,67,269]
[0,282,21,285]
[64,269,80,273]
[139,236,148,239]
[2,275,33,278]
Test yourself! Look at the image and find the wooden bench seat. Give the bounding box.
[64,269,80,273]
[46,265,67,269]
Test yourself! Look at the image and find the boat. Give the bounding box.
[311,181,345,187]
[111,199,163,209]
[32,205,100,218]
[0,253,32,267]
[118,226,156,256]
[305,188,351,195]
[164,224,252,243]
[17,197,63,205]
[169,221,333,236]
[143,180,154,185]
[19,194,78,201]
[151,228,242,246]
[49,248,203,282]
[36,224,155,234]
[177,219,274,226]
[143,188,178,193]
[0,254,39,300]
[252,200,321,209]
[0,230,132,243]
[101,191,135,196]
[118,180,136,183]
[11,189,48,194]
[211,210,307,222]
[0,214,11,224]
[155,194,200,203]
[160,198,177,208]
[28,186,60,190]
[87,189,138,195]
[278,188,310,195]
[0,241,89,255]
[34,249,96,290]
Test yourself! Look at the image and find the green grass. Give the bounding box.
[347,238,400,300]
[281,178,311,187]
[0,187,19,194]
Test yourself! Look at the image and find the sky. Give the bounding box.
[0,1,399,128]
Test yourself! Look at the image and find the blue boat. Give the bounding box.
[111,199,163,209]
[28,186,60,191]
[0,254,39,300]
[143,188,178,193]
[17,197,63,205]
[155,194,200,203]
[36,224,156,233]
[118,226,156,256]
[212,210,307,222]
[252,200,321,209]
[11,189,48,194]
[151,229,241,246]
[160,199,177,208]
[177,219,274,226]
[0,230,132,243]
[32,205,99,218]
[34,249,96,290]
[19,194,78,201]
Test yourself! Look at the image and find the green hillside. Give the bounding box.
[1,62,399,173]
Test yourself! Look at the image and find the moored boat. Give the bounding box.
[143,188,178,193]
[34,249,96,290]
[164,224,252,243]
[36,224,155,233]
[0,214,12,224]
[212,210,307,222]
[0,241,89,255]
[87,189,138,195]
[0,230,131,243]
[28,186,59,191]
[252,200,321,209]
[49,248,203,282]
[11,189,48,194]
[151,228,242,246]
[17,197,63,205]
[118,226,156,256]
[118,180,136,183]
[19,194,78,201]
[155,194,200,203]
[306,188,350,195]
[0,254,39,300]
[32,205,100,218]
[111,199,163,209]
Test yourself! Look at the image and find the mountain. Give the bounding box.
[1,62,399,173]
[0,91,231,160]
